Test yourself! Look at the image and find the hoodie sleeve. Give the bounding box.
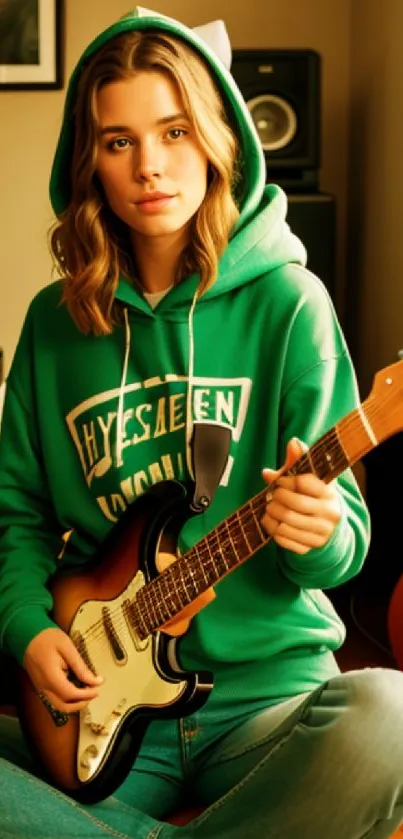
[0,308,61,664]
[274,272,371,590]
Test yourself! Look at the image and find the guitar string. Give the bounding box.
[72,393,400,655]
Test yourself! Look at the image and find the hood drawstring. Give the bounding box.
[185,287,201,480]
[116,307,131,468]
[116,291,200,478]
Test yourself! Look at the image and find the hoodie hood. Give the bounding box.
[49,6,306,304]
[50,7,265,225]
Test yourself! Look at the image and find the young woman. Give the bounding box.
[0,8,402,839]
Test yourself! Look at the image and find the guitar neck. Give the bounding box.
[133,391,384,638]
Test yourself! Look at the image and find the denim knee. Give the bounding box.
[305,667,403,784]
[341,667,403,728]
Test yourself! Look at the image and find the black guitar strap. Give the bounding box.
[190,422,231,513]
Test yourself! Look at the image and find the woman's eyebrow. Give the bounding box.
[98,113,188,136]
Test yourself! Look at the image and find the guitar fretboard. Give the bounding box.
[131,425,354,639]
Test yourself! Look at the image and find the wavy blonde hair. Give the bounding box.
[50,30,241,335]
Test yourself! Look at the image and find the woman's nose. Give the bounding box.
[134,141,164,182]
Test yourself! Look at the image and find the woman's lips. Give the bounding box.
[135,195,176,212]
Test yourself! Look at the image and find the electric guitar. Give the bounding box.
[17,360,403,804]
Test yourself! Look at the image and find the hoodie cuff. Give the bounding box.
[282,494,355,587]
[2,607,58,665]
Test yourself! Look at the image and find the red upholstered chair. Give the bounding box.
[388,573,403,670]
[386,577,403,838]
[166,808,204,825]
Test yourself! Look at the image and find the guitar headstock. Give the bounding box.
[367,359,403,438]
[370,359,403,395]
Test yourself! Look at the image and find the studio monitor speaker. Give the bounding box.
[231,49,321,192]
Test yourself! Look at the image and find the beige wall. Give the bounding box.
[0,0,352,375]
[347,0,403,395]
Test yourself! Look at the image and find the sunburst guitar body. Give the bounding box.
[17,482,214,803]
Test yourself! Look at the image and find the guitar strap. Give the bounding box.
[190,421,231,512]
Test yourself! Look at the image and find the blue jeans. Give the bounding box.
[1,667,403,838]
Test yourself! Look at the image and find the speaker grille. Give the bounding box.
[231,49,321,191]
[247,94,298,151]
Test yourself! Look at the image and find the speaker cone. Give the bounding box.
[247,94,298,151]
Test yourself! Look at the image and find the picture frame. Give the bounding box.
[0,0,63,91]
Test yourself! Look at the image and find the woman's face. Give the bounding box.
[95,70,209,251]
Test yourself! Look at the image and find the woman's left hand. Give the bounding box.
[261,437,342,555]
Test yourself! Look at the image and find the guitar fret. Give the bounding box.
[166,580,178,615]
[138,580,174,633]
[210,529,232,574]
[236,509,253,553]
[178,564,194,605]
[306,429,349,481]
[185,562,199,596]
[249,502,266,543]
[222,518,241,567]
[155,576,176,624]
[222,520,236,556]
[147,587,162,629]
[306,449,316,473]
[199,540,219,582]
[242,502,265,551]
[194,543,211,587]
[130,593,151,640]
[169,564,185,613]
[189,550,210,592]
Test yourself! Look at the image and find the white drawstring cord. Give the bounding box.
[185,287,200,479]
[116,307,131,467]
[116,293,198,475]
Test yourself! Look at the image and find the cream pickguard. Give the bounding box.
[70,569,188,783]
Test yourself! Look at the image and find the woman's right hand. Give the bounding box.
[23,627,103,713]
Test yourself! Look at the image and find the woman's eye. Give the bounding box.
[108,137,131,151]
[167,128,187,140]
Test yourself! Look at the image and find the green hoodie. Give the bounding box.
[0,9,369,711]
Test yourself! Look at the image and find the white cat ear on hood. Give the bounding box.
[192,20,232,71]
[130,8,232,71]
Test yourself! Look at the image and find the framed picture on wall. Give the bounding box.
[0,0,63,90]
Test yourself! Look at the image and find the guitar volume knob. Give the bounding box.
[80,744,99,769]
